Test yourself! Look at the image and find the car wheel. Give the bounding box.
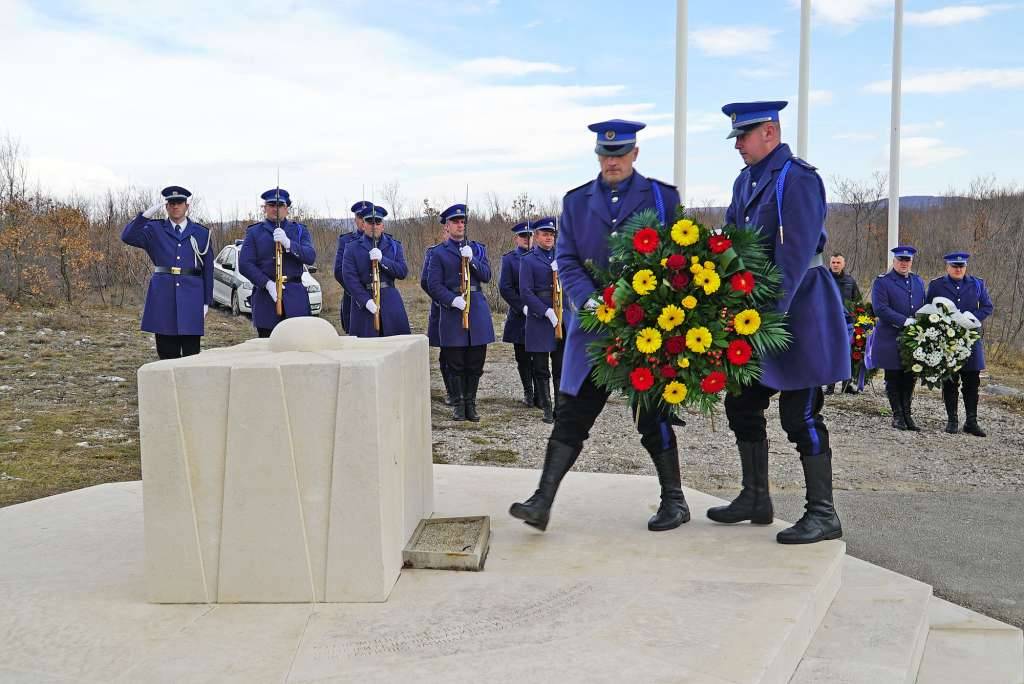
[231,290,241,317]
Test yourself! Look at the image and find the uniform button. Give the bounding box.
[176,255,181,260]
[752,181,757,187]
[176,283,180,287]
[745,216,750,222]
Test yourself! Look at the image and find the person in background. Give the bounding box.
[825,252,862,395]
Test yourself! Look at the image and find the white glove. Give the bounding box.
[300,272,314,287]
[545,308,558,327]
[523,305,528,316]
[903,317,915,327]
[460,245,473,259]
[273,228,291,250]
[203,305,209,317]
[265,280,278,303]
[551,260,558,272]
[452,295,467,311]
[584,297,600,311]
[365,299,378,315]
[142,201,164,219]
[369,247,383,261]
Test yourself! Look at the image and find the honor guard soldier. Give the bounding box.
[510,119,691,533]
[927,252,994,435]
[421,236,456,406]
[706,101,849,545]
[519,217,564,424]
[334,200,371,333]
[239,189,317,337]
[425,203,495,422]
[499,221,536,406]
[341,205,411,337]
[871,245,927,431]
[121,185,213,359]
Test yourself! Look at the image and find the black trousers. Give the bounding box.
[944,370,980,394]
[155,334,201,359]
[551,374,676,455]
[884,368,914,389]
[530,341,564,387]
[513,343,531,372]
[441,345,487,379]
[257,327,273,338]
[725,383,829,457]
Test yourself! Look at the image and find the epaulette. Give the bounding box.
[246,222,262,230]
[648,177,678,190]
[876,272,887,279]
[503,249,516,257]
[790,156,817,171]
[564,179,592,197]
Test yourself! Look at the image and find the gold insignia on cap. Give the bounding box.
[605,130,616,140]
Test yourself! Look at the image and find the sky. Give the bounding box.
[2,0,1021,218]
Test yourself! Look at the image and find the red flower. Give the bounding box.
[606,353,620,367]
[624,303,645,326]
[670,272,691,290]
[603,285,616,308]
[730,271,754,295]
[726,339,753,365]
[852,351,863,361]
[709,235,733,254]
[854,327,864,336]
[854,337,865,348]
[633,227,659,254]
[630,367,655,391]
[659,365,677,379]
[665,335,686,354]
[666,254,687,270]
[700,371,726,393]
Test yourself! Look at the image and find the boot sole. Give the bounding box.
[648,512,691,531]
[777,529,843,545]
[509,505,549,531]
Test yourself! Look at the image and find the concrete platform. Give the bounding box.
[0,465,844,683]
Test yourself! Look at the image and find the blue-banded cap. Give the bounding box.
[161,185,191,202]
[260,188,292,206]
[532,216,557,233]
[891,245,917,259]
[440,203,468,224]
[588,119,645,157]
[351,200,373,216]
[512,221,533,235]
[364,205,388,221]
[943,251,970,265]
[721,101,787,139]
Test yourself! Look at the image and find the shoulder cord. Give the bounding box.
[190,231,211,269]
[775,160,793,243]
[651,182,666,226]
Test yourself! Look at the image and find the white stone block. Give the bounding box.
[137,318,433,603]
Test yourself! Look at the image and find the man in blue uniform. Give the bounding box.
[520,217,564,424]
[706,101,849,545]
[239,189,317,337]
[341,205,411,337]
[499,221,535,406]
[927,252,994,436]
[425,203,495,422]
[509,119,690,533]
[121,185,214,359]
[334,201,371,333]
[870,246,927,431]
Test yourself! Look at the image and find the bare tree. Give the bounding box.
[828,172,887,277]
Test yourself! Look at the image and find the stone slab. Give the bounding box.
[915,597,1024,684]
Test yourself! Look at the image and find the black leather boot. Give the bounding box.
[442,366,457,407]
[962,374,986,437]
[536,374,554,424]
[777,451,843,544]
[707,440,774,524]
[509,439,582,531]
[901,374,921,431]
[886,382,908,430]
[464,374,481,422]
[648,448,690,531]
[824,384,835,395]
[517,364,534,407]
[533,375,544,409]
[449,376,466,421]
[942,380,959,434]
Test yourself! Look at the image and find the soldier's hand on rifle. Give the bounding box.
[204,305,209,317]
[452,295,467,311]
[551,260,558,272]
[265,280,278,303]
[522,305,528,316]
[365,300,378,315]
[369,247,383,261]
[459,245,473,259]
[273,228,291,249]
[142,200,164,219]
[300,271,314,287]
[545,308,558,327]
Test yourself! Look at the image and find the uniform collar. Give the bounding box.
[516,245,530,254]
[533,245,554,257]
[598,171,634,193]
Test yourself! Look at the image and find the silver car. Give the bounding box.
[212,241,322,316]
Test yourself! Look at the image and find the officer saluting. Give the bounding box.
[519,217,564,424]
[927,252,994,436]
[334,201,371,333]
[707,101,849,545]
[499,221,535,406]
[871,245,927,431]
[121,185,213,359]
[341,205,411,337]
[425,203,495,422]
[239,189,317,337]
[510,119,690,534]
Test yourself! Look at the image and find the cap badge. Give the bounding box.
[605,130,616,140]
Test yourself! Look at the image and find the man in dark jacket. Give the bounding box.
[825,253,862,394]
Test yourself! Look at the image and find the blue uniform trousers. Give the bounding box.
[725,384,829,458]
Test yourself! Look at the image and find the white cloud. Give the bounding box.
[866,68,1024,93]
[691,27,780,57]
[804,0,892,27]
[906,4,1013,26]
[892,137,968,168]
[459,57,573,77]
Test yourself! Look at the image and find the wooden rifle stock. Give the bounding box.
[371,254,381,332]
[460,252,471,329]
[274,242,284,317]
[553,268,563,340]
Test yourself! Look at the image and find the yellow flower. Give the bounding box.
[595,304,616,323]
[697,270,721,295]
[681,295,698,310]
[703,261,716,271]
[856,314,873,326]
[660,258,668,268]
[632,269,658,296]
[734,309,762,335]
[657,304,685,331]
[685,326,712,354]
[663,381,687,404]
[677,356,691,368]
[636,327,663,354]
[690,262,704,274]
[691,256,700,264]
[671,219,699,246]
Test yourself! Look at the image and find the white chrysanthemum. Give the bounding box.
[928,313,941,323]
[927,376,939,384]
[913,347,927,361]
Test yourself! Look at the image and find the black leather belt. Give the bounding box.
[363,282,392,288]
[154,267,202,276]
[466,285,482,292]
[533,289,553,297]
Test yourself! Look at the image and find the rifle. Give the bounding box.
[370,187,381,333]
[273,171,284,317]
[461,185,471,330]
[553,245,563,340]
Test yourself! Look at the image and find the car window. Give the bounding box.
[216,247,231,265]
[226,248,237,268]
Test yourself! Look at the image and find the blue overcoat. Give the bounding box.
[520,246,561,353]
[341,232,411,337]
[420,245,441,347]
[239,219,316,331]
[557,171,680,396]
[121,213,214,336]
[334,230,362,332]
[926,274,993,371]
[869,270,927,370]
[725,143,849,390]
[499,247,529,344]
[425,239,495,347]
